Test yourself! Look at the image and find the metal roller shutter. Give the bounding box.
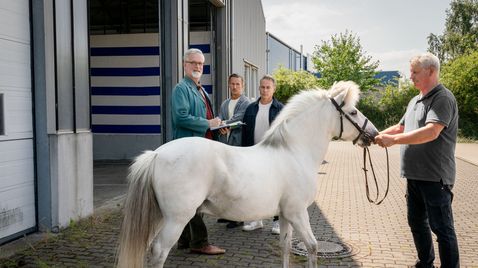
[0,0,35,243]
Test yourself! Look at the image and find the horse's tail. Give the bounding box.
[117,150,162,268]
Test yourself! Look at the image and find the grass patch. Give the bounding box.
[0,259,19,268]
[0,210,122,267]
[36,259,50,268]
[457,136,478,143]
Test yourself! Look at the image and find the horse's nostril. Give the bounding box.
[362,133,376,146]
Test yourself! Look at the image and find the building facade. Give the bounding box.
[0,0,266,244]
[266,32,309,74]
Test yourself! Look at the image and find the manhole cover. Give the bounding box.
[291,238,359,259]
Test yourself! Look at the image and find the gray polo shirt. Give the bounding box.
[399,84,458,185]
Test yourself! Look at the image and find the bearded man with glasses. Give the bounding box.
[171,48,225,255]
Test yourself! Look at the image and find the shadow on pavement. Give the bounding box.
[91,159,360,267]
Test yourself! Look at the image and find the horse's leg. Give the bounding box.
[150,219,188,268]
[288,210,318,268]
[279,216,293,268]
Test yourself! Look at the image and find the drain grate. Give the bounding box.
[291,238,359,259]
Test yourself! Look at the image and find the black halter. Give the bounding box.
[329,97,389,205]
[329,98,370,144]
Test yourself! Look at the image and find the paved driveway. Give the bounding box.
[1,141,477,267]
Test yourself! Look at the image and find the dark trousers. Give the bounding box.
[406,179,460,268]
[178,214,208,249]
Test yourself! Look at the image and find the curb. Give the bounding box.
[456,156,478,167]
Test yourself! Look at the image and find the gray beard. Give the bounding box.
[192,71,201,79]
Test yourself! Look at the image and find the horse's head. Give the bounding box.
[328,81,379,147]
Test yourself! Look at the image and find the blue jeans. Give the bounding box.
[406,179,460,268]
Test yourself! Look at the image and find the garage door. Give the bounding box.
[0,0,36,243]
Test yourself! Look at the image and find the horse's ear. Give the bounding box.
[344,82,360,106]
[332,89,348,104]
[329,81,360,106]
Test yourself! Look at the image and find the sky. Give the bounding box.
[261,0,452,78]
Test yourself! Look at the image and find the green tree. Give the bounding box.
[441,50,478,138]
[272,66,320,103]
[428,0,478,62]
[312,31,381,92]
[358,82,418,130]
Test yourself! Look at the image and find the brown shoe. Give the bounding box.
[190,244,226,255]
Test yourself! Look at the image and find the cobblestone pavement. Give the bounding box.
[1,142,477,267]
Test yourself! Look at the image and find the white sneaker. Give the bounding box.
[271,221,280,235]
[242,220,263,231]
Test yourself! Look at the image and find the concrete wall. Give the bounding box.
[32,0,93,231]
[50,133,93,225]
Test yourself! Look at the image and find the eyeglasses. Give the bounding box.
[186,61,204,66]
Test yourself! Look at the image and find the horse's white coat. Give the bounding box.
[117,81,378,268]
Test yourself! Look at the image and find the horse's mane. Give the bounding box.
[261,89,328,148]
[261,81,360,148]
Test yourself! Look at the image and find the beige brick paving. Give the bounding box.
[315,142,478,267]
[1,141,477,267]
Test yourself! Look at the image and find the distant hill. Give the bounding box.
[314,70,401,87]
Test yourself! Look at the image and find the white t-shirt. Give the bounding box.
[254,102,272,144]
[228,98,239,119]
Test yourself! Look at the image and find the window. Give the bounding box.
[89,0,159,34]
[252,69,258,99]
[189,0,212,31]
[0,93,4,135]
[244,60,258,100]
[244,65,250,97]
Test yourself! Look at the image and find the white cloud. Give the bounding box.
[262,0,451,75]
[264,2,344,53]
[370,49,422,77]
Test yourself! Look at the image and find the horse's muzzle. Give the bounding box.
[358,130,378,147]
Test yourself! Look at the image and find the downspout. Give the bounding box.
[229,0,234,74]
[266,32,269,74]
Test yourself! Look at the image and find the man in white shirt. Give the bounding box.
[241,75,284,234]
[216,74,251,229]
[217,74,250,147]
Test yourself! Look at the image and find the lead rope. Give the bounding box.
[363,146,390,205]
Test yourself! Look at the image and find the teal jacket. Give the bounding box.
[171,76,213,139]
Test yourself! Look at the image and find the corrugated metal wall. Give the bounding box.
[231,0,266,98]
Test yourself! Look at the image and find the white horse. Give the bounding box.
[117,81,378,268]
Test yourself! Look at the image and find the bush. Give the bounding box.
[272,67,320,103]
[358,83,418,131]
[272,54,478,140]
[441,50,478,139]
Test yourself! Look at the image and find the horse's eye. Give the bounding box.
[350,110,357,116]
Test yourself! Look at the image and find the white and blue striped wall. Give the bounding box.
[90,32,212,159]
[90,33,161,134]
[190,31,213,95]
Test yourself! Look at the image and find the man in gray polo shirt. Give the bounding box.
[375,52,459,268]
